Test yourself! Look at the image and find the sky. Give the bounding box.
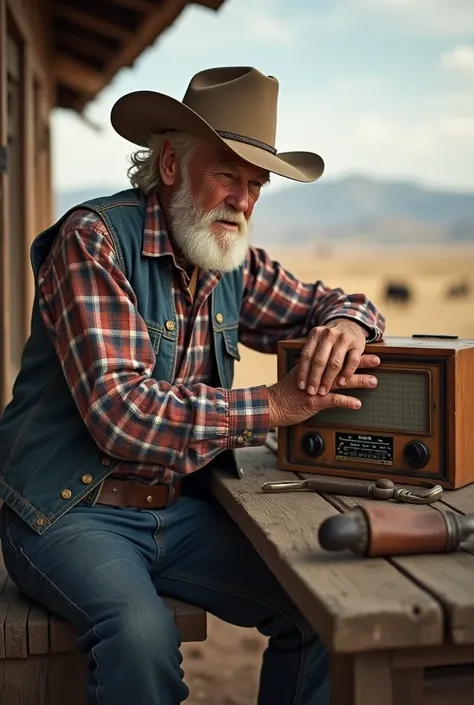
[51,0,474,197]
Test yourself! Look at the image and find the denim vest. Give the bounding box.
[0,189,243,534]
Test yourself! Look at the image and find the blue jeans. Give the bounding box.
[0,490,329,705]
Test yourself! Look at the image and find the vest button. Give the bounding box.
[215,313,224,324]
[36,517,45,526]
[101,457,111,466]
[61,489,72,500]
[165,320,175,331]
[81,474,93,485]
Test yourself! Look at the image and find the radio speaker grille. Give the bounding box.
[310,371,429,433]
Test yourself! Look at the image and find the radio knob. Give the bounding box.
[404,441,430,469]
[301,432,325,458]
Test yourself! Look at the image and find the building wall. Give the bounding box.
[0,0,54,410]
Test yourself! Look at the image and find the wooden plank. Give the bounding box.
[56,30,114,63]
[49,614,77,654]
[53,54,103,95]
[212,446,443,653]
[353,652,393,705]
[392,667,424,705]
[392,644,474,669]
[4,0,49,83]
[0,0,10,412]
[440,483,474,516]
[70,0,225,112]
[330,651,394,705]
[329,654,354,705]
[27,604,49,656]
[47,652,86,705]
[3,579,30,658]
[53,5,131,41]
[162,597,207,643]
[22,36,35,343]
[0,654,49,705]
[321,489,474,644]
[423,664,474,705]
[107,0,155,10]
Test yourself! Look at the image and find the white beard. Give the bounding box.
[167,166,251,273]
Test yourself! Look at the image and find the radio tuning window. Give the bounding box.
[310,371,429,434]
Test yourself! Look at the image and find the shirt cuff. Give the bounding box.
[322,314,384,343]
[227,385,271,449]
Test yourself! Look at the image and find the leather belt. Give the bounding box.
[95,478,182,509]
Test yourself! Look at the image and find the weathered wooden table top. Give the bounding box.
[212,442,474,655]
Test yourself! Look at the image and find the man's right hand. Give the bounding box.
[267,353,380,428]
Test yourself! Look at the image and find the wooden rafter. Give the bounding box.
[105,0,156,10]
[52,0,228,111]
[54,54,104,95]
[192,0,225,8]
[53,5,132,42]
[56,31,114,64]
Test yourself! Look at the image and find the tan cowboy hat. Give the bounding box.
[110,66,324,183]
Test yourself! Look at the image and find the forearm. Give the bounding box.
[239,246,386,351]
[84,375,270,472]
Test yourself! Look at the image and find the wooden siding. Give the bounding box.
[0,0,53,409]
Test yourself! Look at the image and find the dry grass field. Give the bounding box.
[233,244,474,389]
[182,244,474,705]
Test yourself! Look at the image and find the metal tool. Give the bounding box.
[261,476,443,505]
[318,503,474,556]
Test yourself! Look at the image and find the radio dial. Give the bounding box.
[301,432,325,458]
[404,440,430,469]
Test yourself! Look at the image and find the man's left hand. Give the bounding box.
[298,318,373,396]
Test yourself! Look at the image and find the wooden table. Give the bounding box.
[212,442,474,705]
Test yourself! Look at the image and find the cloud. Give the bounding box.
[354,0,474,36]
[352,117,398,145]
[441,45,474,75]
[246,11,296,47]
[440,117,474,137]
[162,0,301,51]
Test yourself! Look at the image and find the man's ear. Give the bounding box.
[158,141,179,186]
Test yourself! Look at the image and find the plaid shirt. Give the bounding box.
[38,191,385,485]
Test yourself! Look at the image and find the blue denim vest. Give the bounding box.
[0,189,243,534]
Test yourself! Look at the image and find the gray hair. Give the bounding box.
[127,131,197,193]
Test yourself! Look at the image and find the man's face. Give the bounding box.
[164,140,270,272]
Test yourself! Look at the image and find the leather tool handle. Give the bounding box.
[363,504,449,556]
[318,504,455,557]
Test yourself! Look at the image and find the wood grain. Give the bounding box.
[213,446,443,652]
[321,487,474,644]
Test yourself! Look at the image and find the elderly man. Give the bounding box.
[0,67,385,705]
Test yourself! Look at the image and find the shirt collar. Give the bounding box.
[141,190,179,262]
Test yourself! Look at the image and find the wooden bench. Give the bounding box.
[0,552,207,704]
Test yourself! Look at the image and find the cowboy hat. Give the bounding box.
[110,66,324,183]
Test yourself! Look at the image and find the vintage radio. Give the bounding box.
[276,335,474,489]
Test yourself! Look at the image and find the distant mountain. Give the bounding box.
[252,175,474,245]
[55,175,474,246]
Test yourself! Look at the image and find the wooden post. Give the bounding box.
[0,0,11,411]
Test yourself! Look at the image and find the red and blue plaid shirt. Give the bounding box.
[38,191,385,485]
